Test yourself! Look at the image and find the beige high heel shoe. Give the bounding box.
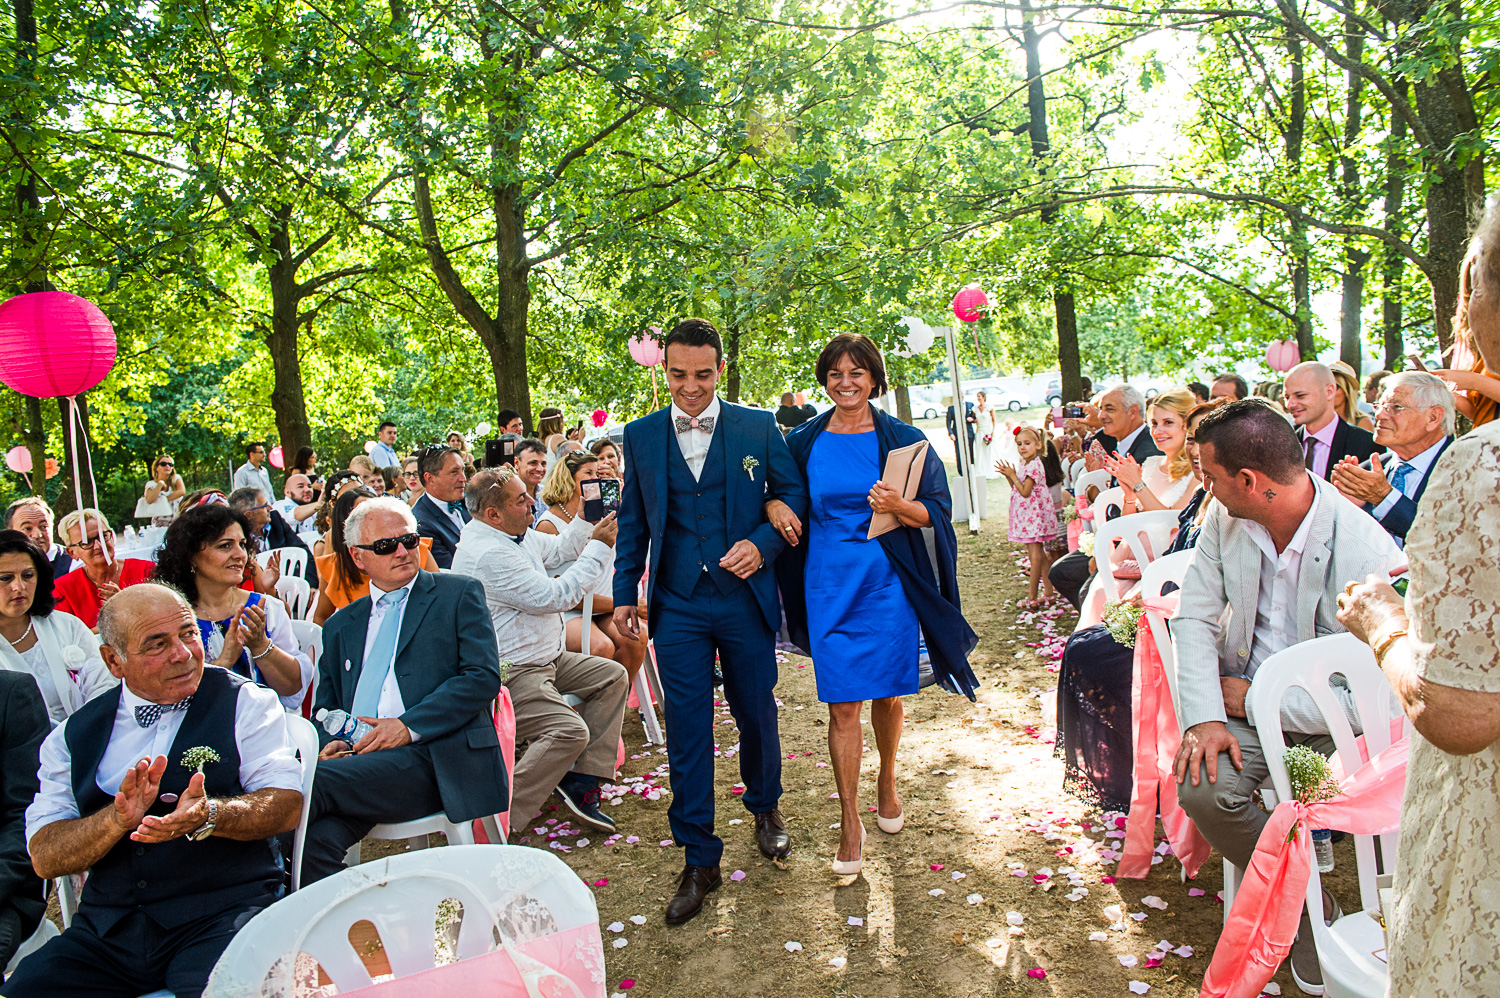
[877,809,905,834]
[832,823,866,876]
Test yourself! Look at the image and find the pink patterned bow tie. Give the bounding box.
[674,414,715,434]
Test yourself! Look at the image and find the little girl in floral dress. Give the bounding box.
[996,425,1059,608]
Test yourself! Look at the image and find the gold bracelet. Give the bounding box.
[1371,627,1409,663]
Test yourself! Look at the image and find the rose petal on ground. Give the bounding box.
[1027,968,1046,979]
[607,921,624,932]
[951,871,966,881]
[1129,982,1150,994]
[1263,985,1281,996]
[729,870,746,882]
[829,956,847,968]
[1130,912,1149,921]
[928,888,946,897]
[785,941,803,952]
[618,980,634,991]
[1141,895,1168,910]
[612,938,628,949]
[966,893,984,905]
[848,916,864,926]
[1103,904,1123,922]
[1174,945,1194,957]
[1006,911,1024,925]
[630,914,647,925]
[930,863,945,871]
[1118,954,1138,967]
[1089,932,1108,942]
[1188,887,1206,897]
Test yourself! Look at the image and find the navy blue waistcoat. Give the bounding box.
[65,666,284,929]
[655,422,740,597]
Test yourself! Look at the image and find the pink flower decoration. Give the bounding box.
[619,980,635,990]
[1027,968,1046,979]
[591,878,608,887]
[930,864,945,871]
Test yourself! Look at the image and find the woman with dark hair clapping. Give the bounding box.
[771,333,978,875]
[153,504,310,709]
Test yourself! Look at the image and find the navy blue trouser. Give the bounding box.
[4,897,271,998]
[651,574,782,867]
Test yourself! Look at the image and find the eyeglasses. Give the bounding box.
[245,503,273,512]
[1374,400,1418,415]
[354,532,420,556]
[67,531,114,550]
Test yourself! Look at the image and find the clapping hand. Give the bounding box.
[132,771,208,843]
[110,756,166,835]
[1331,455,1392,505]
[258,550,281,593]
[237,602,271,658]
[1103,453,1143,490]
[993,459,1018,482]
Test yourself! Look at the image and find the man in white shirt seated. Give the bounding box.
[1170,400,1404,994]
[9,582,303,998]
[451,465,628,835]
[274,472,320,529]
[1330,371,1455,546]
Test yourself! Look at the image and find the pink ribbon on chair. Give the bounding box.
[1119,594,1211,879]
[477,688,519,843]
[1199,735,1409,998]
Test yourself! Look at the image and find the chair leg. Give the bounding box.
[1222,858,1240,925]
[344,843,362,866]
[633,663,664,746]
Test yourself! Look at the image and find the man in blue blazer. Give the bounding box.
[1331,371,1455,546]
[411,445,470,569]
[301,497,506,885]
[613,319,808,925]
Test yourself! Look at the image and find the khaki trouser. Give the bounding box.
[1177,715,1335,870]
[505,650,628,829]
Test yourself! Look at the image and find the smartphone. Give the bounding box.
[580,478,622,522]
[484,434,520,468]
[1391,577,1409,597]
[1062,405,1086,419]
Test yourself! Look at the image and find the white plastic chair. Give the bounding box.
[6,898,57,975]
[273,576,311,621]
[285,713,320,893]
[1090,508,1179,603]
[1089,485,1124,529]
[203,845,602,998]
[1244,633,1400,998]
[1138,549,1195,716]
[1072,469,1111,509]
[258,546,308,581]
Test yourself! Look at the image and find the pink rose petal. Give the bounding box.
[1027,967,1046,979]
[729,869,746,882]
[619,980,635,990]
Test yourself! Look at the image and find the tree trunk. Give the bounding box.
[1020,0,1083,403]
[894,383,912,423]
[1285,33,1315,358]
[1338,16,1369,371]
[265,209,311,463]
[1380,71,1408,371]
[724,326,742,402]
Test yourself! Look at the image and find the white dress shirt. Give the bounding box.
[25,676,302,843]
[450,515,610,667]
[364,575,418,721]
[670,395,722,481]
[1370,436,1449,519]
[1114,423,1146,457]
[1300,416,1339,480]
[1240,484,1322,677]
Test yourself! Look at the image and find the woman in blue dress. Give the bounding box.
[771,334,979,875]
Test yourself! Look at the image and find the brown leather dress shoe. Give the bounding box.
[665,865,722,925]
[754,808,791,859]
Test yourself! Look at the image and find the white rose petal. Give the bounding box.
[612,938,628,949]
[629,915,647,925]
[1103,905,1123,922]
[1118,954,1138,967]
[1173,944,1194,958]
[1263,986,1281,996]
[928,888,946,897]
[1006,911,1024,926]
[1129,982,1150,995]
[829,956,847,969]
[607,921,624,932]
[1088,931,1108,942]
[966,893,984,905]
[1141,895,1168,910]
[785,941,803,952]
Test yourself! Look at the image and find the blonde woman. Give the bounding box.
[536,407,566,460]
[1103,388,1200,513]
[1330,361,1376,431]
[536,450,647,684]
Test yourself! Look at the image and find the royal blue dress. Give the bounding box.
[804,430,921,703]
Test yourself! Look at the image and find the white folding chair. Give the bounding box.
[1244,633,1401,997]
[1090,485,1124,528]
[284,713,320,893]
[6,892,57,974]
[1072,469,1111,509]
[55,873,81,928]
[273,576,310,621]
[203,845,600,998]
[1139,549,1194,716]
[258,546,309,581]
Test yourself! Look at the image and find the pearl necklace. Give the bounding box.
[2,617,35,648]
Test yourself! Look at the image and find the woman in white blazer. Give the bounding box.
[0,530,115,725]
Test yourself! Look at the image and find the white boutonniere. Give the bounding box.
[61,645,87,670]
[742,456,760,481]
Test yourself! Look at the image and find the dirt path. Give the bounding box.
[540,477,1355,998]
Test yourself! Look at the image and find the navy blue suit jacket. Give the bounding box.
[613,401,808,636]
[412,493,467,569]
[1361,436,1452,542]
[316,570,505,822]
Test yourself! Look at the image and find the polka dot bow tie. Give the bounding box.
[674,414,715,434]
[135,697,193,728]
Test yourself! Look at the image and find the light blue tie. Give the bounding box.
[1389,462,1414,496]
[351,588,408,719]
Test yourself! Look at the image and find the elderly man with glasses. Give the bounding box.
[1331,370,1456,545]
[299,496,506,885]
[51,509,156,631]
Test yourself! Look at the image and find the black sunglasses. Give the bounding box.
[353,532,420,556]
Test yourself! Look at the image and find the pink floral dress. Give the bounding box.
[1008,457,1058,544]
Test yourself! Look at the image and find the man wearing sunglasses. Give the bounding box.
[299,497,506,885]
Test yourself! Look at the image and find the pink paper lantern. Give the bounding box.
[952,286,989,323]
[1265,338,1301,373]
[5,446,31,474]
[363,440,377,454]
[591,409,608,428]
[0,292,117,398]
[628,328,665,367]
[268,445,284,469]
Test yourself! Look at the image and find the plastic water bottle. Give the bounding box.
[1311,828,1335,873]
[315,708,372,745]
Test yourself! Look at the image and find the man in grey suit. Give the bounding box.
[1170,400,1403,993]
[301,497,506,885]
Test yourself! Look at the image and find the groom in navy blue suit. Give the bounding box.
[614,319,808,925]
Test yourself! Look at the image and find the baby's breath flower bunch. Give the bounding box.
[181,746,221,774]
[1283,745,1342,842]
[1078,533,1096,558]
[1101,600,1141,648]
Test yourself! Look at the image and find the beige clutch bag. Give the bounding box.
[867,440,929,539]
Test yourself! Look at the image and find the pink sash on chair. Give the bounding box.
[476,688,519,842]
[1119,595,1211,880]
[1067,494,1093,553]
[339,922,606,997]
[1199,736,1409,998]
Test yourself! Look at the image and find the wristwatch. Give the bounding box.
[189,798,218,841]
